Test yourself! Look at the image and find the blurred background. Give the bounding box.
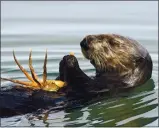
[1,1,158,127]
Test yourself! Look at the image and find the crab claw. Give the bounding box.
[1,50,67,92]
[29,50,43,89]
[69,52,74,56]
[43,49,47,86]
[13,50,34,82]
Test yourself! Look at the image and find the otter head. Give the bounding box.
[80,34,137,74]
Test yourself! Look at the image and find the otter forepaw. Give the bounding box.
[62,55,79,69]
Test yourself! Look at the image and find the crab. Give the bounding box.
[1,50,73,92]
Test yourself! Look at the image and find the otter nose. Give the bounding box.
[80,39,89,51]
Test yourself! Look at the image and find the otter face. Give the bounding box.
[80,34,136,73]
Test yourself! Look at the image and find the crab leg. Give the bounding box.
[13,50,34,82]
[29,50,43,89]
[1,77,37,87]
[43,49,47,86]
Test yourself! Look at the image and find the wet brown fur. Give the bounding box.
[81,34,152,87]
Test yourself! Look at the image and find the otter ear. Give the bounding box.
[100,35,114,45]
[107,36,120,46]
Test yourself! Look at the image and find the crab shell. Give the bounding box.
[1,51,74,92]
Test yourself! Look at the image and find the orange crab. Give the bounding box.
[1,50,74,92]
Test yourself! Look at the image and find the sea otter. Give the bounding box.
[0,34,153,117]
[59,34,153,93]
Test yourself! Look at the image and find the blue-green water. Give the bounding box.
[1,1,158,127]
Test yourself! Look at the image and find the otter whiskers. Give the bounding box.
[89,50,107,72]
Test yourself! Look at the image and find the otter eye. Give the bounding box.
[87,38,93,43]
[97,40,103,43]
[87,35,96,43]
